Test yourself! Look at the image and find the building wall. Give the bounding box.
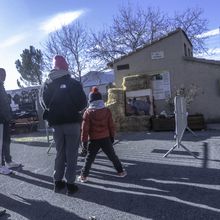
[180,58,220,121]
[113,30,192,87]
[112,30,220,121]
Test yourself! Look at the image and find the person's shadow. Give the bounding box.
[75,154,220,220]
[0,193,84,220]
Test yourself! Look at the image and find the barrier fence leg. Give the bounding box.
[163,143,178,157]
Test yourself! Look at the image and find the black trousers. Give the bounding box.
[81,137,123,177]
[1,122,12,165]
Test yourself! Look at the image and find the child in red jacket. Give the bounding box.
[78,87,126,183]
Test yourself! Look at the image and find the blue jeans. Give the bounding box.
[81,137,123,177]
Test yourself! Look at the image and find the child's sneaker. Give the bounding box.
[0,166,13,175]
[117,170,127,177]
[79,150,87,157]
[6,161,21,168]
[77,175,88,183]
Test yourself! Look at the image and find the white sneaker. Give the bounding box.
[117,170,127,177]
[0,166,13,175]
[5,161,21,168]
[77,175,88,183]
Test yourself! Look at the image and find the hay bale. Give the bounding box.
[105,87,151,132]
[105,88,126,131]
[119,115,151,132]
[107,102,124,116]
[106,102,125,131]
[122,74,150,91]
[107,102,124,117]
[106,88,124,105]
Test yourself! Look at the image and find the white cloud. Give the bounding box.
[39,10,85,34]
[197,47,220,61]
[209,48,220,54]
[197,28,220,38]
[0,34,26,49]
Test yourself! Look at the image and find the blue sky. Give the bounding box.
[0,0,220,90]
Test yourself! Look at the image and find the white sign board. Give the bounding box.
[151,72,171,100]
[163,95,197,158]
[151,51,164,60]
[174,95,187,139]
[126,89,154,115]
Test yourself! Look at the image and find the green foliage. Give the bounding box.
[15,46,44,87]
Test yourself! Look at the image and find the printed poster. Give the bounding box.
[151,72,171,100]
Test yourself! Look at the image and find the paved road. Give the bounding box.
[1,130,220,220]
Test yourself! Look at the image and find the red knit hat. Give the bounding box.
[89,87,102,103]
[0,68,6,82]
[53,55,68,71]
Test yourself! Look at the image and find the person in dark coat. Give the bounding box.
[0,68,21,175]
[40,55,87,195]
[0,209,6,217]
[77,87,127,183]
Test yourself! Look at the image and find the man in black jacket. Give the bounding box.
[0,68,21,175]
[40,55,87,195]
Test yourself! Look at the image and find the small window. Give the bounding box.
[117,64,130,70]
[184,43,187,56]
[188,48,191,56]
[155,74,163,80]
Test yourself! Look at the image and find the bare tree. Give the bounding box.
[42,33,69,71]
[43,21,90,82]
[171,7,209,53]
[90,5,170,65]
[90,5,209,67]
[89,28,126,69]
[144,7,171,42]
[113,6,170,45]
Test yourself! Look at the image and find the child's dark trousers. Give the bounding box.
[81,137,123,177]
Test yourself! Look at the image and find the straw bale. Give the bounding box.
[122,74,150,91]
[107,102,124,117]
[105,88,126,131]
[119,115,151,132]
[105,87,151,132]
[106,102,125,124]
[106,104,151,132]
[106,101,124,131]
[107,88,124,105]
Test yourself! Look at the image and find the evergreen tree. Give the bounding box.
[15,46,44,87]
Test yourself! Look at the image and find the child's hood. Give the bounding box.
[88,108,109,121]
